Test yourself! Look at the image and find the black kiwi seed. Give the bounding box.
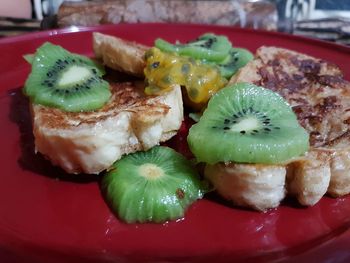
[224,119,230,124]
[203,38,214,48]
[264,128,271,131]
[224,127,230,130]
[240,131,246,134]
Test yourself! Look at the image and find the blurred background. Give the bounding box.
[0,0,349,45]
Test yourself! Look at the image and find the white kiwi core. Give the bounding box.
[139,163,165,180]
[230,116,260,132]
[58,65,91,86]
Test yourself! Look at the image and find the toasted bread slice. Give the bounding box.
[205,162,286,211]
[205,46,350,210]
[93,32,148,76]
[31,82,183,174]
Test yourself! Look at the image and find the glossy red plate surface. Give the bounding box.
[0,23,350,263]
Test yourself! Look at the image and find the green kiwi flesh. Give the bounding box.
[24,42,111,112]
[155,33,232,62]
[187,83,309,164]
[186,33,232,55]
[214,48,254,79]
[102,146,207,224]
[23,54,35,64]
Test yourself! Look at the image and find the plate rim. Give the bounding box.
[0,22,350,53]
[1,22,350,263]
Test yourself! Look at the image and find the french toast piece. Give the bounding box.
[93,32,148,76]
[205,163,286,211]
[286,150,331,206]
[31,82,183,174]
[207,46,350,209]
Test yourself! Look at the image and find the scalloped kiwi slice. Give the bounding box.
[187,83,309,164]
[102,146,207,224]
[24,42,110,112]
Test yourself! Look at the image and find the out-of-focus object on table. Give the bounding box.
[294,17,350,46]
[0,17,41,37]
[0,0,40,37]
[56,0,277,31]
[0,0,32,19]
[277,0,350,45]
[2,0,349,46]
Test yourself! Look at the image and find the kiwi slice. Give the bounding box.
[186,33,232,55]
[24,42,111,112]
[187,83,309,164]
[155,33,232,62]
[23,54,34,64]
[214,48,254,79]
[102,146,206,224]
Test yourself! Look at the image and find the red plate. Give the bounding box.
[0,23,350,263]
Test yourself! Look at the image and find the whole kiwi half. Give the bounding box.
[102,146,207,224]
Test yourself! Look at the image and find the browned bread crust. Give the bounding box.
[93,32,148,76]
[208,46,350,210]
[32,82,183,174]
